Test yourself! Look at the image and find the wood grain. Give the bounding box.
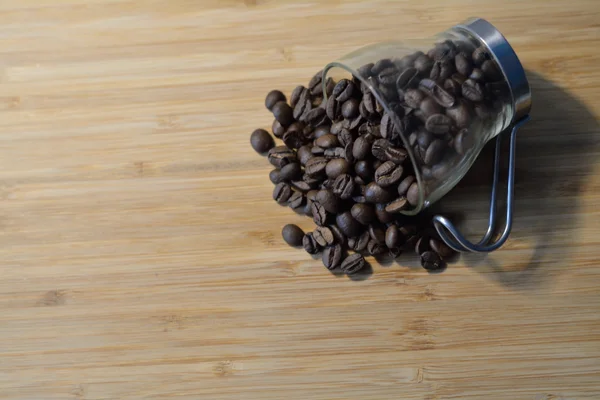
[0,1,599,399]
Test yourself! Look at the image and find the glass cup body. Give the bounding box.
[323,26,514,214]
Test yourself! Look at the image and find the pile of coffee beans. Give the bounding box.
[250,40,505,275]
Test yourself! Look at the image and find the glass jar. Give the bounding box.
[323,18,531,216]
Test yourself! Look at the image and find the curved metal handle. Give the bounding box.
[432,116,530,253]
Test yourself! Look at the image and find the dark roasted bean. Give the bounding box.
[282,224,304,246]
[250,129,275,154]
[273,182,292,204]
[340,253,366,275]
[303,232,321,254]
[333,174,355,200]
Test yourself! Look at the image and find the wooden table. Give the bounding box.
[1,1,599,399]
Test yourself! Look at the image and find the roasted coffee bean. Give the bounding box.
[357,63,375,78]
[424,139,446,165]
[340,253,366,275]
[417,129,434,149]
[330,224,346,245]
[385,196,408,213]
[397,175,416,196]
[374,203,394,223]
[362,91,377,115]
[404,88,425,109]
[454,128,471,155]
[414,54,434,73]
[431,157,453,180]
[282,224,304,246]
[250,129,275,154]
[333,79,356,103]
[297,145,313,166]
[265,90,287,111]
[293,96,312,122]
[378,66,398,86]
[333,174,355,200]
[425,114,453,135]
[272,101,294,126]
[344,143,355,164]
[354,160,374,181]
[311,201,328,226]
[315,134,339,149]
[279,162,302,181]
[385,225,401,249]
[380,113,396,140]
[336,211,363,238]
[326,158,350,179]
[348,231,370,252]
[367,239,386,256]
[353,135,373,160]
[462,79,484,102]
[313,125,330,139]
[351,203,376,225]
[396,67,419,90]
[303,232,321,255]
[385,145,408,166]
[443,78,461,96]
[283,128,305,150]
[305,156,328,177]
[322,179,334,190]
[372,58,394,75]
[421,166,433,180]
[326,95,341,121]
[368,224,386,245]
[430,59,454,82]
[407,181,420,206]
[292,180,313,192]
[291,85,308,108]
[430,238,455,258]
[419,97,443,118]
[469,68,485,81]
[445,100,471,128]
[311,145,324,156]
[421,251,444,271]
[472,46,489,65]
[364,182,395,203]
[481,60,502,81]
[455,52,473,77]
[269,169,282,184]
[268,145,296,168]
[313,226,335,247]
[419,78,456,108]
[315,189,339,214]
[272,119,285,138]
[324,77,336,97]
[305,107,328,127]
[429,41,456,62]
[415,236,430,255]
[341,99,360,119]
[375,161,404,187]
[273,182,292,204]
[372,138,391,161]
[308,70,324,95]
[322,244,343,270]
[324,147,345,159]
[345,114,363,131]
[288,190,305,212]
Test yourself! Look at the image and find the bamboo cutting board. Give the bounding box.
[1,1,599,399]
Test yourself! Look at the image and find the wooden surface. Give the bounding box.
[1,1,599,399]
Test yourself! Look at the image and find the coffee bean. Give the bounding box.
[373,203,393,224]
[385,196,408,213]
[443,78,461,96]
[313,125,330,139]
[305,156,328,177]
[424,139,446,165]
[288,190,305,212]
[324,77,336,97]
[354,160,373,182]
[350,203,375,225]
[293,179,314,192]
[415,236,430,255]
[414,54,433,74]
[336,211,362,238]
[345,114,363,131]
[324,147,345,160]
[326,95,341,121]
[273,182,292,204]
[311,146,325,157]
[269,169,282,184]
[425,114,453,135]
[282,224,304,246]
[340,253,366,275]
[454,128,472,155]
[308,70,324,95]
[272,119,285,138]
[429,238,455,258]
[397,175,415,196]
[313,226,335,247]
[329,224,346,245]
[315,134,339,149]
[303,232,321,254]
[315,189,339,213]
[280,162,302,181]
[283,128,305,150]
[455,53,473,77]
[364,182,395,203]
[341,99,360,119]
[250,129,275,154]
[305,107,328,127]
[380,113,396,140]
[481,60,502,81]
[419,78,455,108]
[385,225,401,249]
[446,100,472,128]
[404,88,425,109]
[333,79,356,103]
[430,60,454,82]
[291,86,308,108]
[367,239,386,256]
[372,58,394,75]
[297,145,313,166]
[378,66,398,86]
[311,201,328,226]
[344,143,355,164]
[396,67,419,90]
[323,244,343,270]
[357,63,375,78]
[469,68,485,81]
[407,181,420,206]
[431,157,453,180]
[429,41,456,62]
[417,129,433,149]
[268,145,296,168]
[326,158,350,179]
[265,90,287,111]
[272,101,294,126]
[348,231,370,252]
[293,95,312,122]
[372,138,391,161]
[472,46,489,65]
[462,79,484,102]
[368,224,386,245]
[375,161,404,187]
[333,174,355,200]
[420,97,442,118]
[353,135,373,161]
[420,251,444,271]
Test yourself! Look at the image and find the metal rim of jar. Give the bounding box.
[454,17,532,122]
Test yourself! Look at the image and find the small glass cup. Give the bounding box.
[323,18,531,217]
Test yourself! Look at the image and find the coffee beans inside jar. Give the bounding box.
[246,38,508,275]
